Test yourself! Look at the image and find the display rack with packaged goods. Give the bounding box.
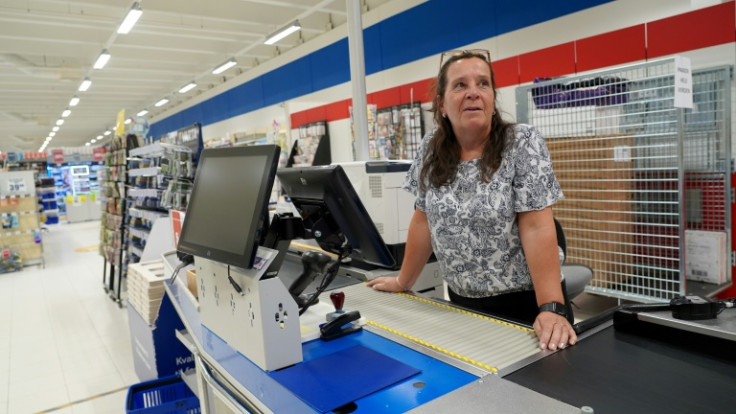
[124,142,195,282]
[0,170,44,273]
[46,150,104,223]
[349,101,424,161]
[99,137,128,306]
[36,177,58,225]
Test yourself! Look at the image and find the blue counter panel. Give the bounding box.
[201,326,477,413]
[270,345,421,412]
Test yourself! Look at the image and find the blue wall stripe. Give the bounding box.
[150,0,611,138]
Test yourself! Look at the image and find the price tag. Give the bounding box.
[7,178,27,193]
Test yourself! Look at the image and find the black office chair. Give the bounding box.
[554,218,593,323]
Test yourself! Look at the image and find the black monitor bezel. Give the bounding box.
[276,165,397,269]
[176,144,280,269]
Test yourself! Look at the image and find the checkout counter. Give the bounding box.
[154,146,736,413]
[162,249,736,414]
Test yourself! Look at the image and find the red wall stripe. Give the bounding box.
[324,99,351,121]
[367,88,401,109]
[492,56,520,88]
[291,2,735,128]
[576,25,647,72]
[518,42,576,83]
[647,2,735,58]
[399,79,434,104]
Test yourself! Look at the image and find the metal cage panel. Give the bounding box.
[516,59,731,302]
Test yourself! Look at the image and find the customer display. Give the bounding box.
[176,145,281,269]
[277,164,397,269]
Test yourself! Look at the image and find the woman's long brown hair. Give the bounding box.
[420,52,515,190]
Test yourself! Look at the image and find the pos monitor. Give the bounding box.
[276,165,397,269]
[176,145,280,269]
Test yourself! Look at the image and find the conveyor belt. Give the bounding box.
[324,284,540,373]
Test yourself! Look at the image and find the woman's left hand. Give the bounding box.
[533,312,577,351]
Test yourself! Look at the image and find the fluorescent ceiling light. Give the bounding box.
[104,130,112,136]
[85,143,91,146]
[264,20,301,45]
[93,49,111,69]
[52,126,59,132]
[45,137,51,141]
[124,119,132,124]
[117,2,142,34]
[78,78,92,92]
[212,58,237,75]
[154,98,169,107]
[69,96,80,106]
[91,139,97,143]
[55,119,64,126]
[61,109,71,117]
[49,132,56,137]
[137,109,148,117]
[97,135,103,139]
[178,81,197,94]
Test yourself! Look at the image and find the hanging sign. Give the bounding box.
[116,109,126,136]
[170,209,186,246]
[674,55,693,109]
[93,147,106,161]
[52,149,64,163]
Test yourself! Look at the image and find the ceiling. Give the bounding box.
[0,0,391,154]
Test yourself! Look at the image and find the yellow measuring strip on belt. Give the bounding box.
[363,292,535,374]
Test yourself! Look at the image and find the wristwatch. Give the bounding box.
[539,301,568,318]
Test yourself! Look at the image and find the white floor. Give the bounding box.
[0,220,136,414]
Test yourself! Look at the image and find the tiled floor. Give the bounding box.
[0,221,136,414]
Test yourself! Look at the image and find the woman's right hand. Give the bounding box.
[366,276,407,292]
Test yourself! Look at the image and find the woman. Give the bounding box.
[366,50,577,351]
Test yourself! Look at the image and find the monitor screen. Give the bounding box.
[277,165,396,269]
[177,145,280,269]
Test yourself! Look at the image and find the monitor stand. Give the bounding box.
[196,247,303,372]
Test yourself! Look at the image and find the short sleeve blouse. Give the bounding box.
[403,124,563,298]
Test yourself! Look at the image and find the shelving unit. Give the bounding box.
[376,102,425,160]
[47,162,103,223]
[288,120,331,167]
[2,156,47,177]
[46,164,68,218]
[70,165,91,196]
[37,177,59,225]
[123,142,195,284]
[100,137,128,306]
[0,171,44,272]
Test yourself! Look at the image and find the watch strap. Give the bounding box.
[539,301,568,317]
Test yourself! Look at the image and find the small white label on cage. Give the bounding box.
[613,146,631,162]
[674,55,693,109]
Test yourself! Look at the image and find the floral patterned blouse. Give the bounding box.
[404,124,563,298]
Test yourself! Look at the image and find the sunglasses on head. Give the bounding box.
[439,49,492,70]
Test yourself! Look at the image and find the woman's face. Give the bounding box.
[439,57,495,138]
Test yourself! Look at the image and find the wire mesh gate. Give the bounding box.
[515,59,732,302]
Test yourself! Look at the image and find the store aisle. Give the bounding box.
[0,221,136,414]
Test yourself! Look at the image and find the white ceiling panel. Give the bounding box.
[0,0,391,152]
